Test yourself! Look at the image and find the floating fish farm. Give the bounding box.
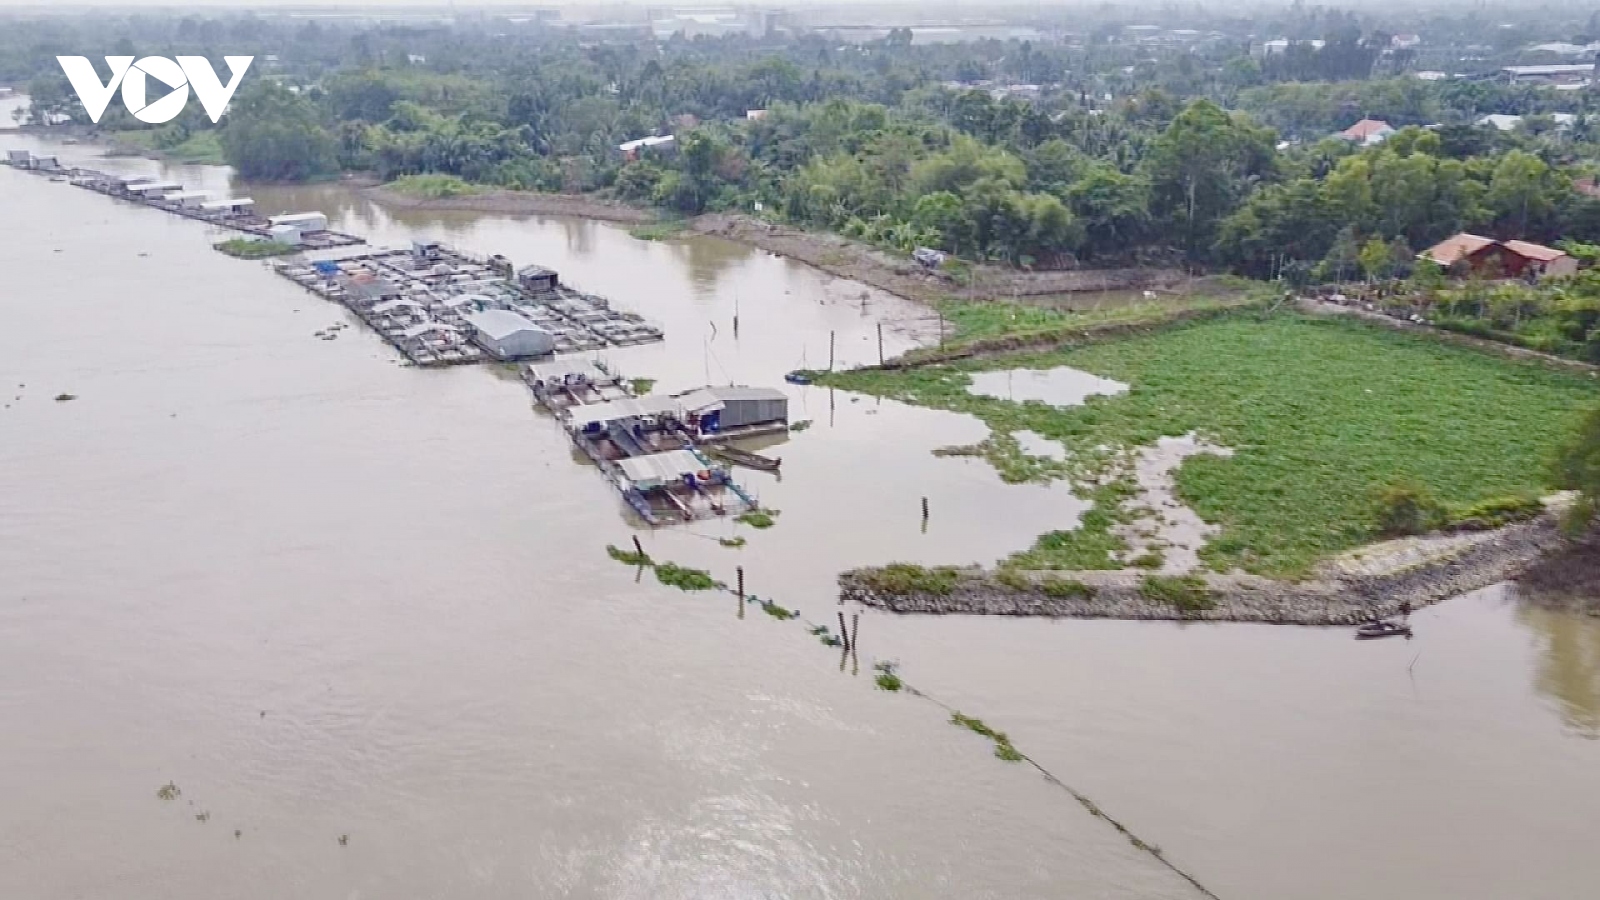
[7,148,783,529]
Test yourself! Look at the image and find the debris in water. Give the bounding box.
[157,782,180,801]
[195,811,210,823]
[234,830,242,839]
[338,834,349,846]
[54,393,77,402]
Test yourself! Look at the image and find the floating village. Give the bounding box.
[6,149,794,528]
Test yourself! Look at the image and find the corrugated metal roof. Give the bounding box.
[464,308,543,340]
[617,449,714,484]
[401,322,460,338]
[677,385,787,409]
[527,358,611,382]
[564,395,682,430]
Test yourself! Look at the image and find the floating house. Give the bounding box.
[164,190,211,208]
[5,149,29,165]
[517,265,560,293]
[412,239,444,261]
[270,212,329,233]
[464,309,556,359]
[675,386,789,441]
[201,198,254,215]
[267,224,303,246]
[524,358,629,412]
[127,181,181,197]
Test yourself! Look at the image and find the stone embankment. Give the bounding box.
[840,514,1572,626]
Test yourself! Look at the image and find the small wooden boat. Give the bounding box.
[706,445,781,471]
[784,371,812,385]
[1355,620,1412,640]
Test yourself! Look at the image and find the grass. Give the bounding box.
[386,173,485,199]
[112,129,225,164]
[718,536,747,549]
[628,221,688,241]
[950,712,1024,761]
[789,419,813,432]
[1138,574,1215,612]
[736,509,778,529]
[215,238,298,259]
[855,563,963,596]
[875,671,904,691]
[760,599,798,619]
[826,313,1596,577]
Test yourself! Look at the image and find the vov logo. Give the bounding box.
[56,56,253,125]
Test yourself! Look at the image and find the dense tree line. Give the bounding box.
[12,7,1600,279]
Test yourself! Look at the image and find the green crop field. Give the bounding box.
[827,314,1597,577]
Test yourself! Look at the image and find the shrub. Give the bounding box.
[875,671,903,691]
[1373,479,1446,537]
[1138,574,1215,611]
[736,510,777,529]
[1446,494,1545,530]
[857,563,963,595]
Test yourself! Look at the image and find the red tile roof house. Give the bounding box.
[1336,118,1396,145]
[1419,233,1579,279]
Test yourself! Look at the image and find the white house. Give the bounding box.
[464,309,556,359]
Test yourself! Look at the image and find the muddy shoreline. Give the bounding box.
[841,514,1573,626]
[361,184,658,224]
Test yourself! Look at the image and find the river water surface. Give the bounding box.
[3,125,1599,900]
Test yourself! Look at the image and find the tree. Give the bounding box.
[1142,99,1277,259]
[1487,150,1557,240]
[1358,236,1393,282]
[219,83,339,182]
[1552,406,1600,533]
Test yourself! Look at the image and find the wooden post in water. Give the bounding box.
[850,613,860,671]
[828,330,836,371]
[921,497,929,520]
[737,565,745,620]
[837,611,851,654]
[876,322,884,365]
[632,535,645,559]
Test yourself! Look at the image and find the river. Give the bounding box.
[2,119,1599,900]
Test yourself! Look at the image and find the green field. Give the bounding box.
[826,314,1597,577]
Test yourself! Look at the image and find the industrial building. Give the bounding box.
[465,309,557,359]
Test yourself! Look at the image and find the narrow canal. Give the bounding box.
[3,123,1599,900]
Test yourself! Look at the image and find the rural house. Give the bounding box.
[1419,233,1578,279]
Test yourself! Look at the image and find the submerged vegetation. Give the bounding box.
[830,313,1594,576]
[951,712,1024,761]
[653,562,716,592]
[735,509,778,529]
[605,543,652,567]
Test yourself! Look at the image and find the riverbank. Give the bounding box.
[841,508,1574,625]
[362,183,658,224]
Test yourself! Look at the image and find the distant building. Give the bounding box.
[1390,34,1421,50]
[1257,38,1325,56]
[1414,71,1449,81]
[1574,177,1600,199]
[407,54,426,65]
[618,135,677,161]
[1479,112,1577,131]
[745,109,769,121]
[465,309,556,359]
[1502,63,1594,86]
[1336,118,1396,145]
[1419,233,1577,279]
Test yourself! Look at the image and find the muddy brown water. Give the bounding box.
[3,132,1600,900]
